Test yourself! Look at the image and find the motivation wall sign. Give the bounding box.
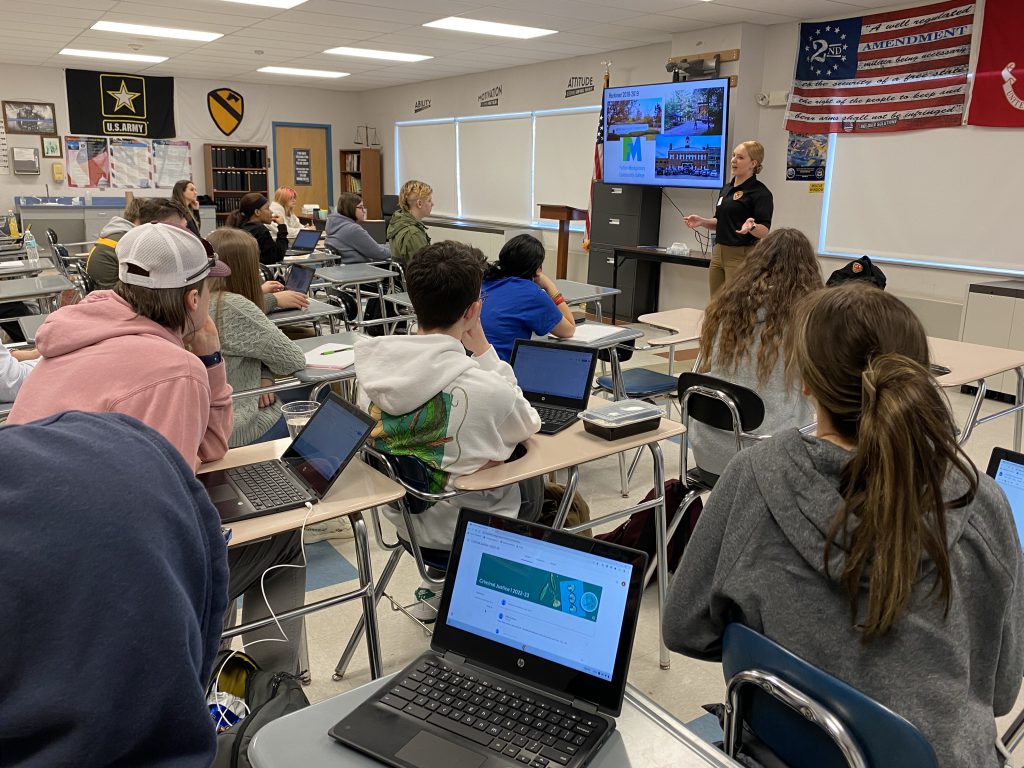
[479,85,502,108]
[66,69,176,138]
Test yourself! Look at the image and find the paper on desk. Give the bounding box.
[552,323,631,343]
[304,343,354,370]
[0,260,28,269]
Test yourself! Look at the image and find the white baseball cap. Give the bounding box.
[116,222,231,289]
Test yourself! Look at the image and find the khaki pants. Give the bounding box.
[708,243,754,296]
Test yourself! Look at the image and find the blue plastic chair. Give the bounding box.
[721,624,938,768]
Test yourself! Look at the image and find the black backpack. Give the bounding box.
[209,651,310,768]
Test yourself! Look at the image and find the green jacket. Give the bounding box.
[386,209,430,267]
[84,216,133,290]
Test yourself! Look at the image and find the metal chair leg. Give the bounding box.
[332,547,403,681]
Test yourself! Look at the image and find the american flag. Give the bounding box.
[784,0,975,134]
[583,70,609,251]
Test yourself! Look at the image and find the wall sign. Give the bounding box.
[479,85,502,108]
[293,148,311,185]
[207,88,244,137]
[66,70,175,138]
[565,76,595,98]
[414,98,432,114]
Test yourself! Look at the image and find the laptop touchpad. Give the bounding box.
[395,731,485,768]
[206,483,239,504]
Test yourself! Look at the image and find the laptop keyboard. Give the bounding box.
[226,461,309,511]
[379,656,602,766]
[534,405,575,429]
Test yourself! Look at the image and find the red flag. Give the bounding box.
[583,70,609,252]
[968,0,1024,126]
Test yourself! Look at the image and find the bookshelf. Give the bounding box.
[204,143,270,221]
[338,148,382,219]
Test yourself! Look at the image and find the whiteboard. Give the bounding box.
[396,122,457,216]
[459,117,532,222]
[822,127,1020,273]
[535,110,598,212]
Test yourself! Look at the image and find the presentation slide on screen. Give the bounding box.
[602,79,729,190]
[994,459,1024,542]
[447,522,633,681]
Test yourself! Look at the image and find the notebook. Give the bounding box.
[198,393,373,523]
[285,228,321,257]
[284,264,316,294]
[511,339,598,435]
[986,447,1024,546]
[303,342,354,370]
[329,508,647,768]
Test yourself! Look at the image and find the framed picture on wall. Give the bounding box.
[41,135,61,158]
[2,101,58,136]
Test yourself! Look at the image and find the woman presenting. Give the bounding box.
[684,140,773,296]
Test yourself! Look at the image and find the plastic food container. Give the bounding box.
[580,399,662,441]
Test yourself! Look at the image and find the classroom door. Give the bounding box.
[273,124,330,212]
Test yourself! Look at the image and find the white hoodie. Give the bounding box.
[355,334,541,550]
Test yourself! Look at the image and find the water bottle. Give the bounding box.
[6,210,19,238]
[24,231,39,266]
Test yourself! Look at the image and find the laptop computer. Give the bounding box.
[330,508,647,768]
[511,340,598,435]
[285,228,322,257]
[284,263,316,294]
[198,393,374,523]
[986,447,1024,546]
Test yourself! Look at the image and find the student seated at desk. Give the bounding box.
[387,179,432,268]
[269,186,312,239]
[325,192,391,264]
[688,228,820,478]
[665,283,1024,767]
[8,222,234,467]
[0,344,40,401]
[207,229,306,447]
[227,192,288,267]
[480,233,575,362]
[355,240,543,618]
[0,411,228,768]
[85,197,190,291]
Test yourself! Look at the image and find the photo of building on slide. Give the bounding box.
[655,135,722,180]
[477,553,603,622]
[605,97,663,138]
[664,85,725,136]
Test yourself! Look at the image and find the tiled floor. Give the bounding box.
[244,323,1024,759]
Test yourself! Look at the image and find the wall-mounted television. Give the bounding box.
[602,78,730,190]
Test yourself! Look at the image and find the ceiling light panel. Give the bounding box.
[91,21,223,42]
[423,17,557,39]
[216,0,308,9]
[257,66,349,78]
[323,46,432,62]
[59,48,168,63]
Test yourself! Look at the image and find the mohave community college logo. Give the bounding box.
[208,88,244,136]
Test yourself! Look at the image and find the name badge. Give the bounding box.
[733,191,744,201]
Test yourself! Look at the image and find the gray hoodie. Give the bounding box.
[665,429,1024,767]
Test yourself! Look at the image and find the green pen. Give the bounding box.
[320,347,352,356]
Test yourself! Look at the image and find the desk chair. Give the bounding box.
[721,624,938,768]
[331,445,458,681]
[45,229,93,298]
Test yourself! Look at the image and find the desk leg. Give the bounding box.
[1017,368,1024,453]
[648,441,670,670]
[958,379,987,445]
[334,547,404,681]
[611,256,619,326]
[610,351,629,497]
[550,466,580,529]
[352,512,383,679]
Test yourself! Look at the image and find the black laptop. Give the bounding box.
[330,508,647,768]
[284,263,316,294]
[199,393,374,523]
[986,447,1024,546]
[511,340,598,434]
[285,228,322,257]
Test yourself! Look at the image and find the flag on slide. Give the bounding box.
[583,70,609,251]
[784,0,975,134]
[967,0,1024,126]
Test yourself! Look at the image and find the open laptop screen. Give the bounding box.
[511,341,596,402]
[281,395,374,497]
[284,264,315,294]
[987,447,1024,546]
[291,228,321,251]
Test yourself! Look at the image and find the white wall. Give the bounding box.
[0,64,361,211]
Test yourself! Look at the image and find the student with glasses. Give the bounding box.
[324,192,391,264]
[8,223,233,468]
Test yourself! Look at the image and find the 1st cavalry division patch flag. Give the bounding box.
[66,69,175,139]
[207,88,244,136]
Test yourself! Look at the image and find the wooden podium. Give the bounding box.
[538,204,587,279]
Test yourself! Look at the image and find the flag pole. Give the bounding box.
[583,61,611,252]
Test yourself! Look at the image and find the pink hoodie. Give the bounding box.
[8,290,233,466]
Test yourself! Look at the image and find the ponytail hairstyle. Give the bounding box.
[741,140,765,174]
[225,193,268,229]
[484,234,545,282]
[786,282,978,640]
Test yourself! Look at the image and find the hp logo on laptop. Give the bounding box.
[517,658,525,668]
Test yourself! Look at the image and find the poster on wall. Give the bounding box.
[293,148,311,185]
[152,139,191,188]
[66,69,176,138]
[65,136,111,188]
[110,137,153,188]
[0,120,10,175]
[785,133,828,181]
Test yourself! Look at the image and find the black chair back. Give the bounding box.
[45,228,59,251]
[677,372,765,432]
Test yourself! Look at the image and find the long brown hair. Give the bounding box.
[206,228,264,314]
[171,180,197,225]
[698,227,823,384]
[787,282,978,639]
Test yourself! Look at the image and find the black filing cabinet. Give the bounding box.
[587,183,661,321]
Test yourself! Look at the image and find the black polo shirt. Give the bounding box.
[713,174,773,247]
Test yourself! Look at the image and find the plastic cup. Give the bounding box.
[281,401,319,440]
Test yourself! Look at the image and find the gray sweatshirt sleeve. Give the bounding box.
[663,452,754,661]
[993,538,1024,715]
